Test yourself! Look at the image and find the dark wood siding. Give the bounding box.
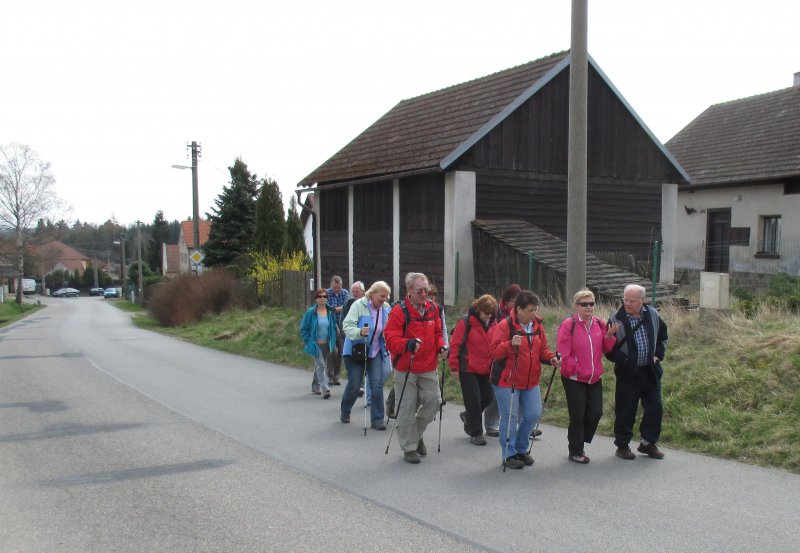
[474,171,662,252]
[319,187,348,284]
[399,173,444,298]
[459,65,679,253]
[353,181,393,288]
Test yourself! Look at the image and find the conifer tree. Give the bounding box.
[203,158,258,267]
[253,177,286,256]
[147,210,170,273]
[285,196,306,254]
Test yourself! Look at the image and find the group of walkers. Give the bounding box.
[300,272,669,469]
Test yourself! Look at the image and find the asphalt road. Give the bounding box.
[1,297,798,552]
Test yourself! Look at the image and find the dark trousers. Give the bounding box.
[458,371,494,437]
[614,366,663,447]
[326,331,344,382]
[561,376,603,455]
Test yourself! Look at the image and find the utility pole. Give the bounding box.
[119,233,127,295]
[190,141,201,253]
[93,257,99,288]
[136,221,144,306]
[566,0,588,302]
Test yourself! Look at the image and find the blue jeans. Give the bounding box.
[493,384,541,461]
[365,354,392,406]
[341,355,385,423]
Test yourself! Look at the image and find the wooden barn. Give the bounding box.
[298,51,689,306]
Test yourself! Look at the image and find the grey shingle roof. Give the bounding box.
[298,51,569,187]
[666,86,800,186]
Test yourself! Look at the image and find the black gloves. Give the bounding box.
[406,339,420,353]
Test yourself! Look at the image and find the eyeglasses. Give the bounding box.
[316,295,328,299]
[578,301,595,307]
[414,288,429,294]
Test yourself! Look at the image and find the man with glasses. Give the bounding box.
[606,284,669,460]
[325,275,349,385]
[384,272,447,464]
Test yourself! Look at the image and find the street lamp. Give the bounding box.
[113,233,127,295]
[171,140,201,255]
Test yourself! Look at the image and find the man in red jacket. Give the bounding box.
[384,272,446,464]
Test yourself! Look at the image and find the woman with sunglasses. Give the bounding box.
[300,288,338,399]
[556,289,619,463]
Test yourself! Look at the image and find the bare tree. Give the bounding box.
[0,143,58,303]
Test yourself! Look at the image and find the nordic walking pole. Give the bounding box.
[385,341,419,454]
[503,331,523,472]
[527,353,560,455]
[437,351,448,453]
[362,323,369,436]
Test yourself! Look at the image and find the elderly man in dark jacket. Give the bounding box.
[605,284,669,460]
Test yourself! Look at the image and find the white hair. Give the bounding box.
[623,284,646,299]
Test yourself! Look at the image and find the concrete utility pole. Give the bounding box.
[136,221,144,306]
[119,233,127,294]
[566,0,588,302]
[190,141,201,252]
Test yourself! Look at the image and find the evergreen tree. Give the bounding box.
[253,177,286,256]
[285,195,306,254]
[147,210,170,273]
[203,158,258,267]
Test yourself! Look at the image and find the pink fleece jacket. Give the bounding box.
[556,315,617,385]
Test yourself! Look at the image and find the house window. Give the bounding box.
[757,215,781,257]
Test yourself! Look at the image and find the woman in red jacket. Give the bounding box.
[449,294,498,446]
[556,289,619,464]
[490,290,560,469]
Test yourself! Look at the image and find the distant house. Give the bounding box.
[33,241,91,275]
[162,219,211,276]
[161,243,181,277]
[666,72,800,292]
[300,193,315,258]
[299,51,688,303]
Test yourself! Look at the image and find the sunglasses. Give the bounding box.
[578,301,595,307]
[316,295,328,299]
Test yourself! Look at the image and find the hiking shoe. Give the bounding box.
[530,428,542,437]
[370,422,386,431]
[332,380,341,386]
[470,434,487,446]
[323,391,331,399]
[385,397,396,419]
[486,427,500,437]
[312,390,322,395]
[516,453,534,466]
[404,451,421,464]
[616,446,636,460]
[637,442,665,459]
[358,387,365,397]
[569,453,590,464]
[504,456,524,469]
[416,439,427,456]
[459,411,471,436]
[340,412,350,424]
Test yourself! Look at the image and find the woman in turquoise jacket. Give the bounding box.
[300,288,338,399]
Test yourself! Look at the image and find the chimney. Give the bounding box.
[795,72,800,88]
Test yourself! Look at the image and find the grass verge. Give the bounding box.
[0,299,42,328]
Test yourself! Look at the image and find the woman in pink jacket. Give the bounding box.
[556,289,619,464]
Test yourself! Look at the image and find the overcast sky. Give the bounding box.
[2,0,797,227]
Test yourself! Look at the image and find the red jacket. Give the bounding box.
[490,312,556,390]
[448,310,495,376]
[384,297,444,373]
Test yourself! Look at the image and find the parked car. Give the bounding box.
[52,288,80,298]
[103,287,121,299]
[89,287,106,296]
